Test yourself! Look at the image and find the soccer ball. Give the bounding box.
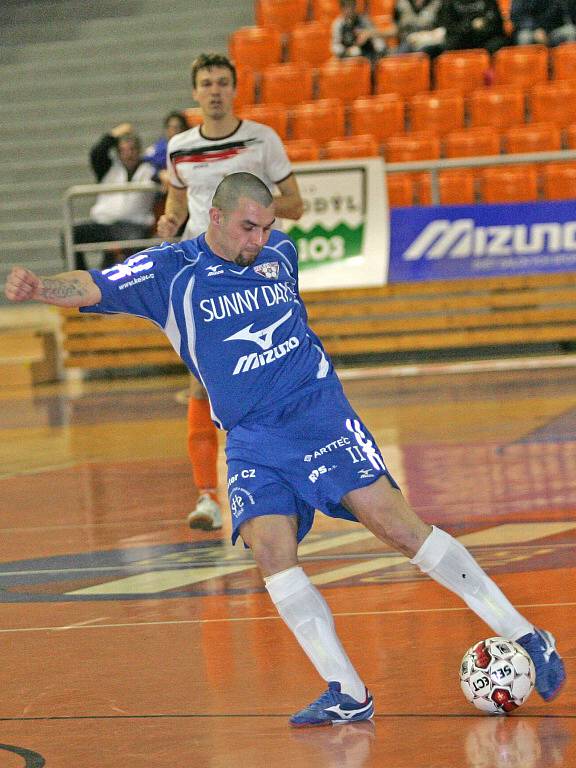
[460,637,535,714]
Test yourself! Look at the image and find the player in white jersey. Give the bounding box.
[5,172,565,727]
[157,53,303,532]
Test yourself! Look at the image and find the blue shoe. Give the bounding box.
[290,682,374,727]
[516,628,566,701]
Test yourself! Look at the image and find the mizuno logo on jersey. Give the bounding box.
[231,338,300,375]
[205,265,224,276]
[224,309,292,351]
[253,261,279,280]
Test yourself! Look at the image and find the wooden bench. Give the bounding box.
[0,329,59,387]
[59,271,576,371]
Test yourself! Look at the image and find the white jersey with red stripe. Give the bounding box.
[166,120,293,239]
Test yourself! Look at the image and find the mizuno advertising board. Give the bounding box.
[389,200,576,283]
[287,158,389,291]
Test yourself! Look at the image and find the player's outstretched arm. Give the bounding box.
[4,267,102,308]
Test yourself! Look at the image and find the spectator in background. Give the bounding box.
[68,123,156,270]
[331,0,387,61]
[511,0,576,47]
[439,0,509,53]
[393,0,445,56]
[143,111,188,190]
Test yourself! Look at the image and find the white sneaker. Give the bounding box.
[187,493,223,531]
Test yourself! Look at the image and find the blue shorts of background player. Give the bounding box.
[226,379,400,545]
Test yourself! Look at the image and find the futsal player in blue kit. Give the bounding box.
[5,172,566,727]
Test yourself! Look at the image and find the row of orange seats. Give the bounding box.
[230,21,576,88]
[254,0,394,31]
[252,0,512,31]
[229,82,576,139]
[276,122,576,164]
[388,163,576,208]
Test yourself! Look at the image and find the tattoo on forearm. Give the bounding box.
[40,278,86,300]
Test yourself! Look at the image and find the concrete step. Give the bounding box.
[0,200,63,223]
[0,47,193,80]
[1,110,174,142]
[2,88,190,122]
[0,68,187,102]
[0,220,61,244]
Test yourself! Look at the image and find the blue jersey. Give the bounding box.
[81,230,336,430]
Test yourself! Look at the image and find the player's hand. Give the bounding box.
[4,266,42,303]
[157,213,180,239]
[111,122,134,138]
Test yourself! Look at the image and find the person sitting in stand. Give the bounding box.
[69,123,156,270]
[439,0,509,54]
[143,111,188,191]
[511,0,576,47]
[393,0,445,56]
[331,0,388,61]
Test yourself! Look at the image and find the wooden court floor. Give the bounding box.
[0,365,574,767]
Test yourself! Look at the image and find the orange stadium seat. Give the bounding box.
[184,108,203,127]
[529,81,576,128]
[480,164,539,203]
[288,22,333,66]
[291,98,346,143]
[438,169,476,205]
[349,94,406,143]
[567,125,576,148]
[284,139,321,162]
[258,0,310,32]
[551,42,576,81]
[234,66,257,108]
[469,88,526,130]
[311,0,367,20]
[376,54,430,98]
[504,122,562,154]
[434,49,491,94]
[493,45,549,89]
[229,26,284,70]
[324,134,380,159]
[317,58,372,102]
[541,162,576,200]
[385,131,441,162]
[409,90,465,135]
[260,63,314,105]
[238,103,289,140]
[386,173,415,206]
[444,127,501,158]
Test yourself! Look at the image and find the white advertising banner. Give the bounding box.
[285,158,390,291]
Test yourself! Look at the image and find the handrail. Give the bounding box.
[385,149,576,205]
[62,181,161,270]
[62,149,576,268]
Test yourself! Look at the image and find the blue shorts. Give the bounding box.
[225,380,400,545]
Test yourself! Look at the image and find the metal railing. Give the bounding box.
[62,150,576,268]
[386,149,576,205]
[62,181,162,270]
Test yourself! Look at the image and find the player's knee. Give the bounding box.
[239,515,298,577]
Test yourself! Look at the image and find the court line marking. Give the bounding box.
[65,522,576,594]
[1,601,574,635]
[0,712,573,721]
[337,353,576,381]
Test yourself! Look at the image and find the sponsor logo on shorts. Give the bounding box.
[345,418,387,472]
[303,436,351,462]
[308,464,337,483]
[358,469,375,479]
[228,486,255,518]
[228,469,256,487]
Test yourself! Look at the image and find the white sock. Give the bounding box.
[411,527,534,641]
[264,566,366,701]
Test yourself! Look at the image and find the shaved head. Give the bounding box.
[212,172,273,214]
